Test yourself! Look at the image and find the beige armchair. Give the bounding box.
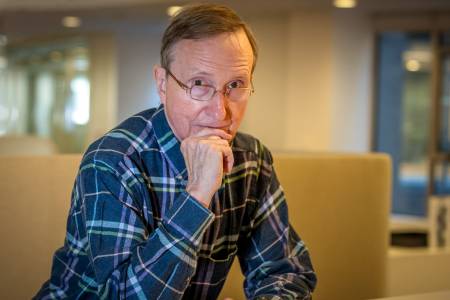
[0,153,391,300]
[220,153,391,300]
[0,155,80,300]
[0,135,57,155]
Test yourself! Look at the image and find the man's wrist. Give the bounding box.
[186,185,213,208]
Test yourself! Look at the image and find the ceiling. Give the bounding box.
[1,0,450,13]
[1,0,450,37]
[0,0,163,11]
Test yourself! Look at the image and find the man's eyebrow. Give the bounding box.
[187,69,250,79]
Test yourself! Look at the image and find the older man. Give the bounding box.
[35,4,316,299]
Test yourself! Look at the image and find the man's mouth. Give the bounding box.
[197,122,232,131]
[193,123,233,140]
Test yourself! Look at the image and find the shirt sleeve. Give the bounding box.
[61,159,213,299]
[238,149,317,300]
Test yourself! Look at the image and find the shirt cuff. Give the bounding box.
[163,191,214,248]
[254,296,282,300]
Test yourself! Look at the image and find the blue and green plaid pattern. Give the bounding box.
[35,105,316,299]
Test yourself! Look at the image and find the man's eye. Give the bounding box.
[193,79,204,86]
[228,81,243,89]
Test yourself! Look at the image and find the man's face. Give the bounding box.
[154,29,254,142]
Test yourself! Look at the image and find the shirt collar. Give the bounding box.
[152,104,188,180]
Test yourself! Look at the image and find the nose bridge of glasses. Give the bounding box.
[216,85,231,97]
[209,87,229,103]
[202,84,229,102]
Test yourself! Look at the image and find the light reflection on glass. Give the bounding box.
[69,76,90,126]
[0,103,9,135]
[34,72,54,136]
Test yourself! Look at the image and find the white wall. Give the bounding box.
[88,33,118,142]
[284,10,334,152]
[240,9,373,152]
[331,10,373,152]
[240,15,289,151]
[116,27,162,123]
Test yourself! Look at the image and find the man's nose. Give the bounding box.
[207,91,229,120]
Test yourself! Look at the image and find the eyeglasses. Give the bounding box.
[166,69,254,102]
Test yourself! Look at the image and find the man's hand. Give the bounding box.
[180,128,234,208]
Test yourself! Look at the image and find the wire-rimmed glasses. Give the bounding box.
[166,69,254,102]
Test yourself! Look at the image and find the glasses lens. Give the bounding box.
[191,85,214,101]
[228,88,251,102]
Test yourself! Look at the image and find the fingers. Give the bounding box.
[219,142,234,174]
[181,136,234,175]
[200,137,234,174]
[192,127,232,142]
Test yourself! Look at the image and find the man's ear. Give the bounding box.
[154,65,167,105]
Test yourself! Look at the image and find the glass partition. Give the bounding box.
[0,37,90,153]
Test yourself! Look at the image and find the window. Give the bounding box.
[375,30,450,216]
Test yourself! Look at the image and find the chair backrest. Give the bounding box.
[0,154,81,300]
[220,153,392,300]
[0,135,58,155]
[0,153,391,300]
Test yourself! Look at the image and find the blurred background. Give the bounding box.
[2,0,450,215]
[1,0,450,297]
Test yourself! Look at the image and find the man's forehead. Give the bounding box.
[170,30,254,69]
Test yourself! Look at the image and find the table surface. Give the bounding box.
[370,290,450,300]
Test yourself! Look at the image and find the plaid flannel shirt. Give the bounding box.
[35,105,316,299]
